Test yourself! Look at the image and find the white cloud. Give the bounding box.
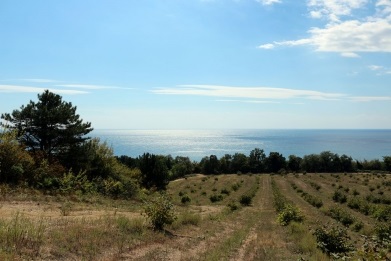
[341,52,360,58]
[257,43,275,49]
[152,85,345,101]
[259,1,391,55]
[20,78,58,83]
[350,96,391,102]
[274,19,391,52]
[369,65,384,70]
[308,0,369,21]
[257,0,281,5]
[56,84,130,90]
[0,85,88,95]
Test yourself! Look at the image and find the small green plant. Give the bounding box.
[221,188,230,195]
[332,190,347,204]
[313,225,353,256]
[144,193,177,230]
[227,201,239,211]
[209,194,223,203]
[181,195,191,204]
[325,206,355,227]
[277,204,303,226]
[239,194,252,206]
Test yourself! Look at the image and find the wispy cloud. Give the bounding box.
[258,1,391,55]
[368,64,391,75]
[56,84,132,90]
[0,85,88,95]
[256,0,282,5]
[153,84,390,103]
[20,78,58,83]
[257,43,275,49]
[350,96,391,102]
[152,85,345,101]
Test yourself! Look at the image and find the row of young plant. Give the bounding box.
[271,179,303,226]
[290,182,323,208]
[313,174,391,258]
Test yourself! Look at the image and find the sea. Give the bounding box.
[91,129,391,162]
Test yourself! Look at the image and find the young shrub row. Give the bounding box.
[272,179,303,226]
[301,191,324,208]
[325,206,356,228]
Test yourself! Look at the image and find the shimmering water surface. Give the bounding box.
[92,129,391,161]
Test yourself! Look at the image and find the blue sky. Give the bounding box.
[1,0,391,129]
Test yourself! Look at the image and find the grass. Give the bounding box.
[0,173,390,260]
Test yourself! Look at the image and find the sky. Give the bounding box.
[0,0,391,129]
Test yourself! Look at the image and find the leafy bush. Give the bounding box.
[181,195,191,204]
[227,201,239,211]
[209,194,223,203]
[239,194,252,206]
[325,206,355,227]
[372,205,391,222]
[143,193,176,230]
[231,183,241,191]
[301,192,323,208]
[277,204,303,226]
[332,190,347,204]
[221,188,230,195]
[314,225,353,255]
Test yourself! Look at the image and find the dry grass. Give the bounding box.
[0,173,390,260]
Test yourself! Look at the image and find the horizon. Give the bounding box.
[1,1,391,129]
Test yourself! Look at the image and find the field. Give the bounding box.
[1,172,391,260]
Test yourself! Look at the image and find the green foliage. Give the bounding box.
[143,193,176,230]
[325,206,355,227]
[239,194,252,206]
[332,190,347,203]
[181,195,191,204]
[1,90,92,159]
[139,153,169,190]
[58,169,95,194]
[277,204,303,226]
[0,130,34,184]
[301,191,323,208]
[314,225,353,256]
[372,205,391,222]
[209,194,223,203]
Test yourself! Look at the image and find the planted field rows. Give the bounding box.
[0,173,390,260]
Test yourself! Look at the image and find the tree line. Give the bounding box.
[1,91,391,197]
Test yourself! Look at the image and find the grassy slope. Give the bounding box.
[0,173,390,260]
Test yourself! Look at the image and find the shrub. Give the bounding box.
[325,206,355,227]
[332,190,347,204]
[143,193,176,230]
[181,195,191,204]
[277,204,303,226]
[239,194,252,206]
[221,188,230,195]
[227,201,239,211]
[314,225,352,255]
[231,183,241,191]
[209,194,223,203]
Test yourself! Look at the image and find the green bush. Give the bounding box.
[239,194,252,206]
[332,190,347,204]
[143,193,176,230]
[209,194,223,203]
[277,204,303,226]
[325,206,355,227]
[181,195,191,204]
[314,225,352,255]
